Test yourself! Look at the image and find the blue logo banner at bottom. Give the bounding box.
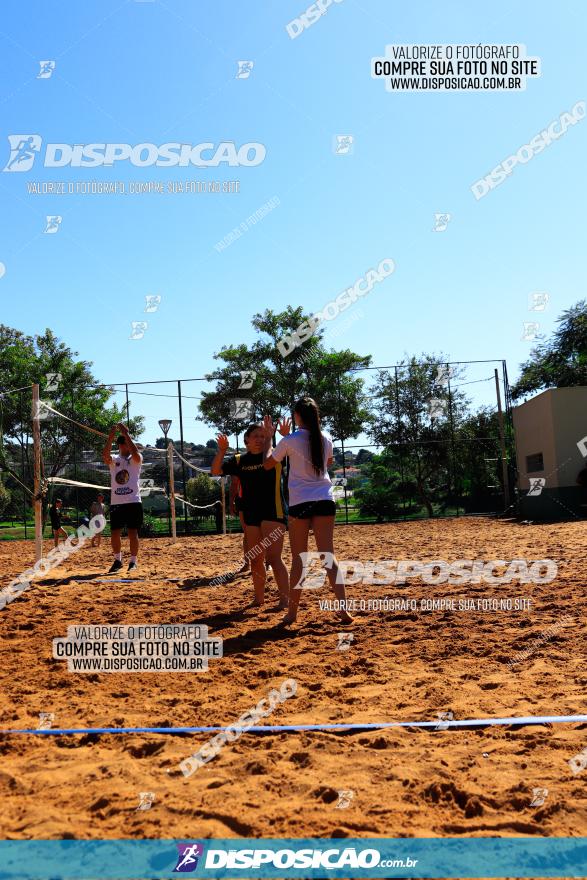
[0,838,586,879]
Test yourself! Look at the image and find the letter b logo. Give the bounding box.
[298,551,333,589]
[569,750,587,775]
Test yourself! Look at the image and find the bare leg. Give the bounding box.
[244,525,266,604]
[285,517,311,623]
[55,526,68,548]
[238,512,249,571]
[128,528,139,558]
[261,521,289,608]
[311,515,353,623]
[111,528,122,556]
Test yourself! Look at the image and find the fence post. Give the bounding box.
[20,390,28,538]
[446,364,458,516]
[167,441,177,539]
[494,368,510,511]
[71,388,80,525]
[32,384,42,563]
[336,373,349,525]
[394,366,407,520]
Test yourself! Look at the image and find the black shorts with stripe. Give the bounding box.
[222,451,286,524]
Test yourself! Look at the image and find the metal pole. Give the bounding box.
[494,368,511,511]
[446,366,458,516]
[32,384,42,562]
[167,441,177,539]
[336,373,349,525]
[220,477,226,535]
[71,388,80,523]
[125,384,130,423]
[20,391,27,539]
[395,366,407,520]
[177,380,188,536]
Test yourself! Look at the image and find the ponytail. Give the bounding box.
[294,397,324,475]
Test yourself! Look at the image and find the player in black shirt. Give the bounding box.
[211,422,289,608]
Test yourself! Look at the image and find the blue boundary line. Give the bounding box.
[3,714,587,735]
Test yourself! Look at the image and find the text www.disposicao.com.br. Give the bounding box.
[70,657,204,671]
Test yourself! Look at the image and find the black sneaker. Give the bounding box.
[127,560,138,572]
[108,559,123,574]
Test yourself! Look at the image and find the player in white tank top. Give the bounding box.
[262,397,353,626]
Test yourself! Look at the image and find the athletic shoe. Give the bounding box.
[127,560,138,572]
[108,559,123,574]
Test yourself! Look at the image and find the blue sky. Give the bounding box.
[0,0,585,444]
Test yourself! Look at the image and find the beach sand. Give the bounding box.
[0,518,585,840]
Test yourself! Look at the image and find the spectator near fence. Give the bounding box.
[90,493,106,547]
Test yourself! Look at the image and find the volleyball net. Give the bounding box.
[39,405,227,543]
[0,388,232,547]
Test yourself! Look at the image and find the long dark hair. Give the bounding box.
[294,397,324,475]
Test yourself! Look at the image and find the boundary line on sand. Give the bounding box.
[3,714,587,735]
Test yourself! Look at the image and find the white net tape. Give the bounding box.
[46,476,164,496]
[174,493,220,511]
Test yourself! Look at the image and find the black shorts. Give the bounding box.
[288,500,336,519]
[110,502,143,531]
[242,509,287,528]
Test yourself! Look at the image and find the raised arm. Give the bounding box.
[262,415,290,469]
[211,434,230,476]
[262,415,277,469]
[101,425,119,467]
[119,424,141,464]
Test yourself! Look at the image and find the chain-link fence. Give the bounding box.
[0,360,515,539]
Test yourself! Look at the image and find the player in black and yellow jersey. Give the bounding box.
[211,422,289,608]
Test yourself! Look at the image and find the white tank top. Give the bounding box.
[109,453,143,505]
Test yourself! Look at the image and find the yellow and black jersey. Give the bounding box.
[221,451,285,522]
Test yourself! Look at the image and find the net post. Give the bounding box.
[20,390,28,539]
[177,380,188,536]
[32,383,43,563]
[168,442,177,539]
[221,477,226,535]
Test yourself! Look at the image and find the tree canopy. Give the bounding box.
[367,354,469,517]
[0,326,143,495]
[511,301,587,400]
[198,307,371,442]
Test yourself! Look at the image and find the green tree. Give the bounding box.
[511,301,587,400]
[354,451,402,522]
[0,481,11,519]
[368,355,469,517]
[186,474,221,509]
[198,307,371,442]
[355,448,374,466]
[0,326,144,490]
[455,407,505,511]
